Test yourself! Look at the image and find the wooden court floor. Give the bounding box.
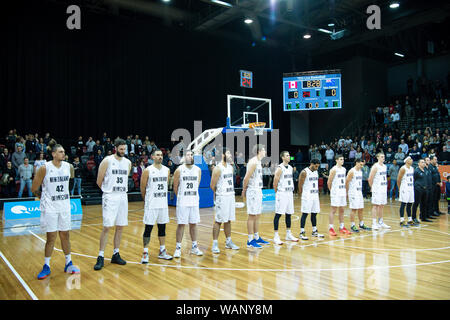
[0,195,449,300]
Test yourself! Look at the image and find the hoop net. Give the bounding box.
[248,122,266,135]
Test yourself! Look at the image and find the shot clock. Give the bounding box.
[240,70,253,88]
[283,69,341,111]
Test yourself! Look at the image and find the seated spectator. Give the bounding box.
[385,147,395,164]
[25,134,37,161]
[355,146,362,161]
[431,103,439,116]
[399,139,409,154]
[149,140,157,154]
[0,148,11,172]
[6,130,16,153]
[389,103,395,114]
[94,149,104,177]
[383,105,389,117]
[93,140,104,156]
[101,132,108,145]
[104,137,114,154]
[409,145,421,162]
[128,151,138,164]
[394,147,405,165]
[34,152,46,174]
[391,111,400,127]
[440,146,450,163]
[348,146,356,161]
[428,148,436,159]
[363,149,371,163]
[140,151,149,165]
[131,162,139,190]
[137,160,146,181]
[421,147,428,159]
[1,161,16,198]
[15,136,25,153]
[86,137,95,156]
[35,138,46,154]
[12,146,26,178]
[18,158,33,198]
[415,138,422,150]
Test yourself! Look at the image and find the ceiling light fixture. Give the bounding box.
[244,18,253,24]
[389,2,400,8]
[303,34,311,39]
[318,28,332,34]
[394,52,405,57]
[211,0,233,8]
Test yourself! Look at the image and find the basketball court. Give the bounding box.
[1,197,449,300]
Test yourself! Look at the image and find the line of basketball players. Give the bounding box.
[32,139,432,279]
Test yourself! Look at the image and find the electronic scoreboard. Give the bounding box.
[282,69,341,111]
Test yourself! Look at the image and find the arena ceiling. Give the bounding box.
[50,0,450,64]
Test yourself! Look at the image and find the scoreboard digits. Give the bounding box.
[283,70,342,111]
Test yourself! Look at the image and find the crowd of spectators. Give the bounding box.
[1,78,449,199]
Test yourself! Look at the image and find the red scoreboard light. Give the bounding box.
[240,70,253,88]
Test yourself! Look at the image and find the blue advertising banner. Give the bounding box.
[2,199,83,237]
[3,199,83,220]
[262,189,275,212]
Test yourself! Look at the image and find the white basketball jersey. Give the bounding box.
[40,161,71,213]
[348,168,363,196]
[331,166,347,196]
[177,164,201,207]
[277,164,294,193]
[248,160,263,190]
[216,163,234,197]
[372,163,387,192]
[145,165,169,209]
[101,155,131,193]
[301,167,319,200]
[400,165,414,192]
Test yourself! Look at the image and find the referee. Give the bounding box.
[430,156,443,216]
[412,159,430,223]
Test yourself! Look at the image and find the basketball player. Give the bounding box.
[397,156,416,227]
[345,158,372,232]
[173,150,203,258]
[242,144,269,248]
[94,139,131,271]
[297,159,324,241]
[368,152,390,230]
[327,154,351,236]
[32,144,80,279]
[272,151,299,245]
[210,148,240,254]
[140,149,173,263]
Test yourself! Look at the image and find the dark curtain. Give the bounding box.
[1,0,292,148]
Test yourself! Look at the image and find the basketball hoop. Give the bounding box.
[248,122,266,136]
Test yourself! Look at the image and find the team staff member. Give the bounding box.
[424,157,436,221]
[430,156,443,216]
[412,159,429,223]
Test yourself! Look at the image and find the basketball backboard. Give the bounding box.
[225,95,272,132]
